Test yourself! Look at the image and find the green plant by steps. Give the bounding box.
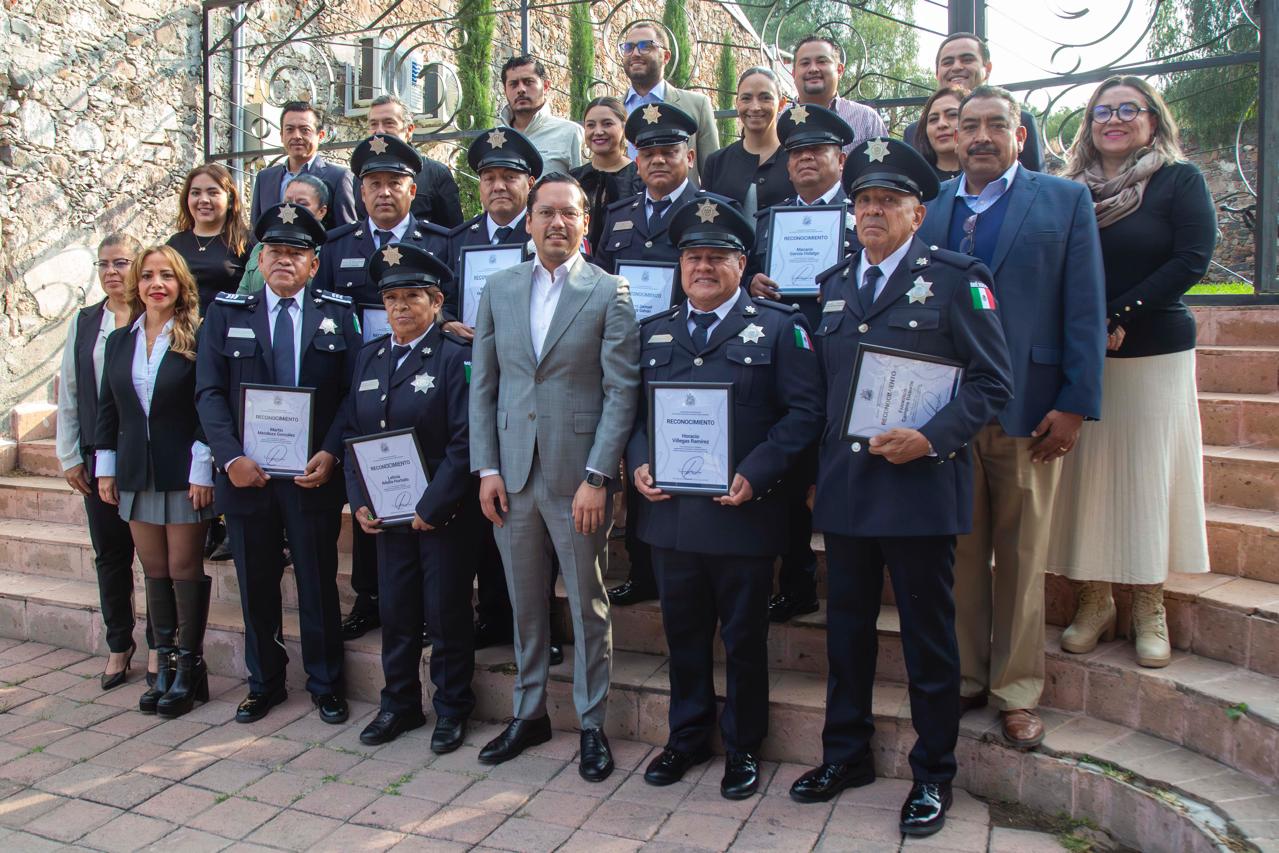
[663,0,692,88]
[1225,701,1248,720]
[715,42,737,144]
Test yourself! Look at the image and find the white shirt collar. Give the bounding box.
[486,208,527,241]
[855,236,915,294]
[687,288,740,322]
[391,324,432,357]
[647,178,689,205]
[533,251,582,283]
[797,181,842,206]
[366,212,414,242]
[264,285,305,314]
[956,161,1020,204]
[130,314,174,335]
[626,79,667,105]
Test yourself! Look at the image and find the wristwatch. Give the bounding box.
[585,471,607,488]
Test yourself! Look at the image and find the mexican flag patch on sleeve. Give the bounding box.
[969,281,997,311]
[794,325,814,351]
[464,361,472,384]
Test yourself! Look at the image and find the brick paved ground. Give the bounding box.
[0,639,1069,852]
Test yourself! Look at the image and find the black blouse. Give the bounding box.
[166,230,249,316]
[1094,161,1216,358]
[701,140,795,216]
[571,161,642,253]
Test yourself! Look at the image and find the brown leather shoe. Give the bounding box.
[1000,709,1045,749]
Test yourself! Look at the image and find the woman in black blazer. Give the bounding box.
[96,245,214,719]
[700,67,795,218]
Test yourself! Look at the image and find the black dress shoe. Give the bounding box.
[473,621,513,650]
[549,644,564,666]
[312,693,349,724]
[235,688,287,723]
[607,579,657,607]
[341,611,380,641]
[478,716,552,765]
[768,592,820,623]
[578,728,614,781]
[360,709,426,745]
[721,751,760,799]
[643,745,712,786]
[959,691,988,716]
[431,716,468,754]
[789,757,876,803]
[101,642,135,691]
[900,781,952,836]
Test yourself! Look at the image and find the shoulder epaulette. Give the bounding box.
[362,332,392,350]
[927,247,984,271]
[640,306,680,326]
[606,192,644,213]
[816,256,855,283]
[214,291,257,307]
[317,289,353,305]
[325,222,359,242]
[413,219,451,237]
[443,331,473,347]
[751,297,798,314]
[449,214,486,239]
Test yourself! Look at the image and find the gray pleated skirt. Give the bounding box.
[118,462,215,525]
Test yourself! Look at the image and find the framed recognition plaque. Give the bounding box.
[459,245,524,328]
[345,428,430,527]
[843,345,963,443]
[763,205,846,297]
[238,384,316,476]
[648,381,734,496]
[359,304,391,343]
[617,260,677,321]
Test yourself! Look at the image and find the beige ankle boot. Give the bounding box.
[1061,581,1116,654]
[1131,585,1171,667]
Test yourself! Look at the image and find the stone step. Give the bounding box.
[1199,391,1279,449]
[1203,444,1279,512]
[0,571,1265,853]
[10,403,58,443]
[1193,304,1279,347]
[17,439,63,478]
[1205,504,1279,584]
[1197,345,1279,395]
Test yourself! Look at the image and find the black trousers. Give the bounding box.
[82,475,142,653]
[472,509,512,627]
[652,547,773,753]
[376,526,475,718]
[349,523,379,615]
[622,479,654,590]
[777,466,817,599]
[227,481,344,695]
[822,533,959,783]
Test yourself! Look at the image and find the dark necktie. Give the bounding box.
[391,344,411,367]
[859,265,882,315]
[272,297,296,387]
[374,230,395,249]
[492,225,513,245]
[691,311,718,351]
[649,198,672,226]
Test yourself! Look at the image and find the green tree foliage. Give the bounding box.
[455,0,496,217]
[662,0,693,89]
[716,42,737,144]
[1150,0,1258,149]
[568,1,595,121]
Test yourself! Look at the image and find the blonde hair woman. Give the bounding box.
[1048,76,1216,667]
[96,245,215,716]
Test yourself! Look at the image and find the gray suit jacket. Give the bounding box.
[665,85,721,183]
[469,256,640,496]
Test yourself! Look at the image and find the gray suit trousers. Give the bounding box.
[493,454,612,728]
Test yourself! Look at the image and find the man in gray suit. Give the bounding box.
[469,172,640,781]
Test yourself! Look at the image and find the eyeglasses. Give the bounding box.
[95,260,133,271]
[619,40,663,56]
[1090,102,1149,123]
[532,206,583,222]
[959,213,978,255]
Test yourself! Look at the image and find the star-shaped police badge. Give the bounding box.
[642,103,662,124]
[382,246,403,267]
[278,204,298,224]
[739,323,766,343]
[319,317,338,335]
[368,135,389,154]
[412,373,435,394]
[487,129,507,148]
[695,200,719,223]
[790,105,809,124]
[865,137,890,163]
[907,277,934,304]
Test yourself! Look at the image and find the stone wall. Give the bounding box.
[0,0,203,424]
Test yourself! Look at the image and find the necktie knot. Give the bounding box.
[691,311,717,350]
[375,230,395,249]
[861,266,883,291]
[649,198,672,224]
[277,296,295,310]
[857,265,882,314]
[391,344,411,363]
[492,225,514,244]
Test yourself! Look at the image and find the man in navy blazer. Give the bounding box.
[916,85,1105,751]
[249,101,358,230]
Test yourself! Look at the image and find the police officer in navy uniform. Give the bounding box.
[628,196,823,800]
[746,104,862,625]
[315,133,449,640]
[788,139,1013,838]
[598,102,702,609]
[440,126,542,334]
[196,202,363,725]
[341,243,476,753]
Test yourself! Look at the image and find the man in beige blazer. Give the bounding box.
[619,21,720,181]
[469,173,640,781]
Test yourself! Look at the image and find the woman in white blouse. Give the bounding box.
[95,245,214,718]
[56,234,147,690]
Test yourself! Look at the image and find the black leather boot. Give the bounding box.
[158,577,211,718]
[139,578,177,715]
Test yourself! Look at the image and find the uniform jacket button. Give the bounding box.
[909,320,918,328]
[693,357,703,366]
[851,442,862,452]
[744,356,752,364]
[380,420,386,428]
[233,350,240,357]
[858,323,869,333]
